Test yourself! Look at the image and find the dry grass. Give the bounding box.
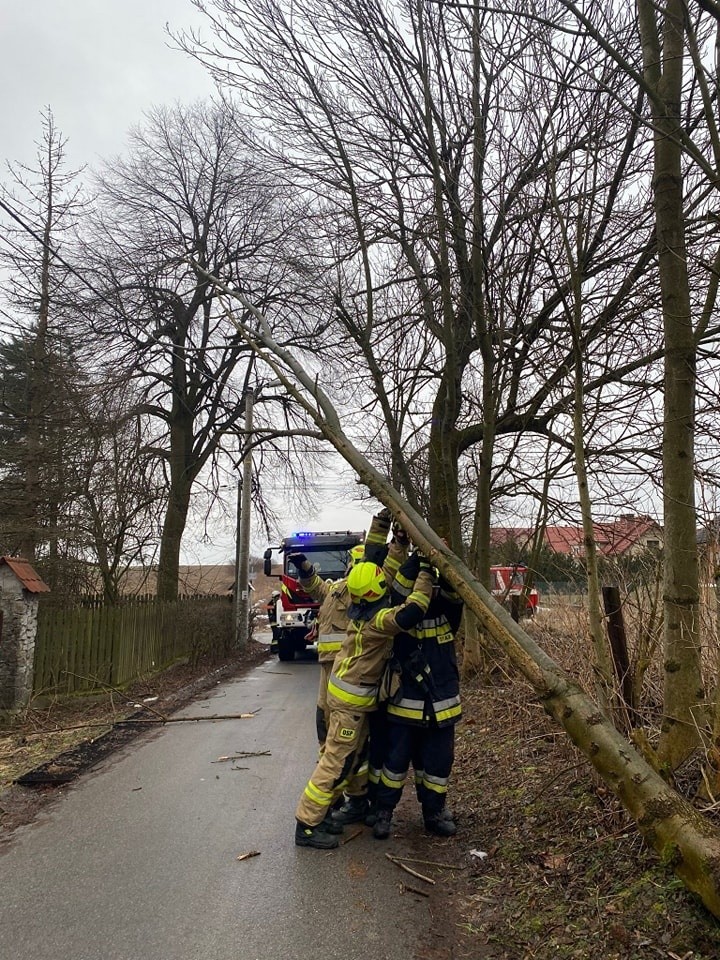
[436,659,720,959]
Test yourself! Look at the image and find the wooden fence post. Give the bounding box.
[602,584,636,726]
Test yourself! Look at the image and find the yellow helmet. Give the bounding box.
[347,561,387,603]
[348,544,365,567]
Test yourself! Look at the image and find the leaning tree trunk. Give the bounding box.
[214,282,720,916]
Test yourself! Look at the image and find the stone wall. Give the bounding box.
[0,566,38,713]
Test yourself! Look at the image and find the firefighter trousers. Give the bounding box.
[366,704,389,806]
[375,721,455,817]
[315,661,333,744]
[315,661,368,798]
[296,708,370,827]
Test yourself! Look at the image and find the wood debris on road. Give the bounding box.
[212,750,271,762]
[340,827,363,845]
[385,853,436,885]
[236,850,261,862]
[400,881,430,898]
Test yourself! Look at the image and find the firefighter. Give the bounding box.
[288,509,409,823]
[294,555,435,849]
[359,519,410,826]
[287,542,366,747]
[371,550,464,840]
[266,590,281,653]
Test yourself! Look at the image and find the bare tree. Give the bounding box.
[67,380,165,602]
[185,0,720,772]
[181,2,661,569]
[84,101,313,600]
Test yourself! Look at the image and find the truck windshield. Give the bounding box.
[286,548,349,580]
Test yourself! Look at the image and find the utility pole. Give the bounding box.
[234,388,254,648]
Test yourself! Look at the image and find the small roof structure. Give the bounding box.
[0,556,51,593]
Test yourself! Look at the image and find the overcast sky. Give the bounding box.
[1,1,380,562]
[1,0,216,173]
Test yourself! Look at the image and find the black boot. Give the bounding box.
[295,819,340,849]
[423,806,457,837]
[322,814,344,835]
[331,795,369,825]
[373,808,393,840]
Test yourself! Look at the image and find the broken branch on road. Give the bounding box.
[212,751,271,762]
[385,853,436,885]
[236,850,261,862]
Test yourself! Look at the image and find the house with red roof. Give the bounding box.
[491,515,663,558]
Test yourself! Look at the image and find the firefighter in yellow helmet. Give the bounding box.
[294,551,435,849]
[287,510,406,746]
[287,510,409,819]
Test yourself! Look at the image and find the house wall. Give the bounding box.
[0,567,38,712]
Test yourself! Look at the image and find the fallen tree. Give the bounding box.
[210,276,720,917]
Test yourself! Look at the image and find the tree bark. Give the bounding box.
[638,0,704,768]
[156,393,194,601]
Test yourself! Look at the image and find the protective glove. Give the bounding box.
[287,552,308,570]
[392,522,410,546]
[416,554,438,581]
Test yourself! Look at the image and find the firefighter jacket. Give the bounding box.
[326,568,434,714]
[295,511,408,663]
[296,571,352,663]
[387,552,464,728]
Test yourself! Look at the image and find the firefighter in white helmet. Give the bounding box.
[287,542,367,745]
[294,552,434,849]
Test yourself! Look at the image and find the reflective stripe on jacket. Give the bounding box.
[388,554,464,728]
[297,571,352,664]
[316,631,346,657]
[327,572,434,714]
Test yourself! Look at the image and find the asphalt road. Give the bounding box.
[0,643,434,960]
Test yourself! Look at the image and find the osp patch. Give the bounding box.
[339,726,356,741]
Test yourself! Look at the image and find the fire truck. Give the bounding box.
[490,564,539,617]
[263,530,365,661]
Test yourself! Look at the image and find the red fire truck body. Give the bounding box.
[490,565,539,616]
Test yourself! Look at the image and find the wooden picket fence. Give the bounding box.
[33,595,233,697]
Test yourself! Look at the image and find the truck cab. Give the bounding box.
[263,530,365,660]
